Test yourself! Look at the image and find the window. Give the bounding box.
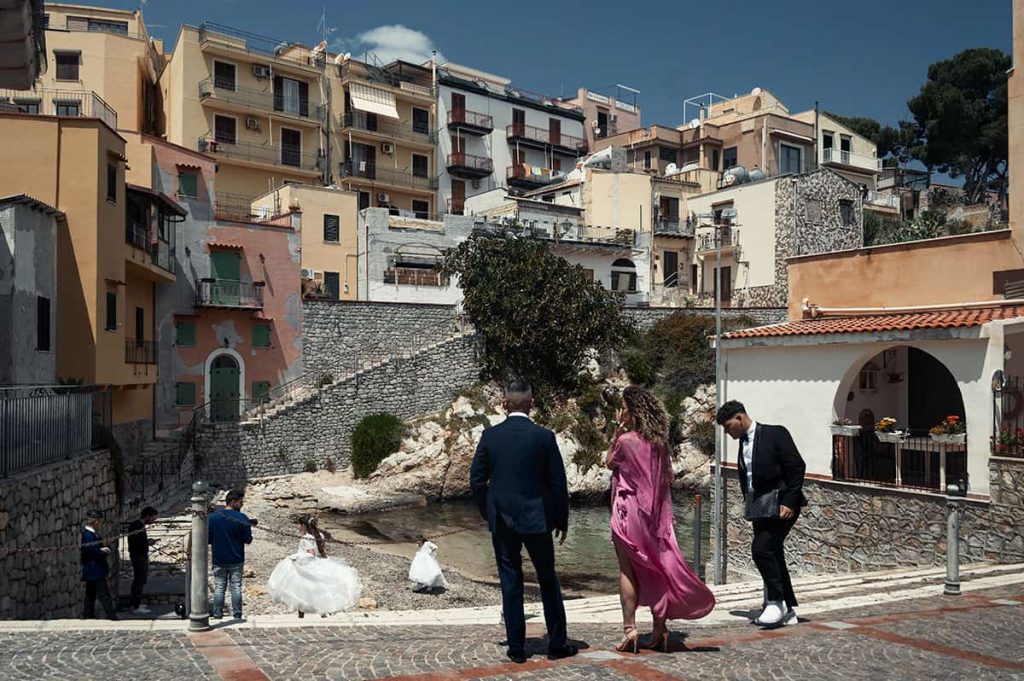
[213,61,236,90]
[840,199,855,227]
[323,213,340,242]
[644,150,651,169]
[87,19,128,34]
[806,199,822,224]
[106,163,117,203]
[596,110,608,138]
[611,258,637,293]
[55,52,79,81]
[552,157,561,172]
[859,361,879,391]
[511,108,525,135]
[659,147,677,163]
[723,147,738,170]
[135,307,144,345]
[582,268,595,283]
[36,296,50,351]
[682,148,699,165]
[412,200,429,220]
[175,382,197,406]
[54,100,80,117]
[822,131,834,150]
[14,99,39,114]
[252,381,271,403]
[214,115,236,145]
[358,192,370,210]
[280,128,301,167]
[274,76,308,117]
[252,324,271,348]
[176,321,196,346]
[412,107,429,135]
[780,143,803,174]
[691,264,699,294]
[324,272,340,299]
[105,292,117,331]
[178,171,198,198]
[412,154,428,178]
[711,148,720,171]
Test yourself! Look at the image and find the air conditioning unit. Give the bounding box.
[252,64,271,79]
[376,192,390,203]
[300,267,320,279]
[245,116,260,131]
[471,178,481,189]
[381,141,395,154]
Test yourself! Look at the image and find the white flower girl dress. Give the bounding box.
[408,540,448,591]
[266,534,361,614]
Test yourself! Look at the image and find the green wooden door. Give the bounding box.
[210,251,241,305]
[209,354,240,421]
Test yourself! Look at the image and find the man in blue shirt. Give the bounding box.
[208,489,253,619]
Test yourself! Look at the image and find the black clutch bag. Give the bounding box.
[744,488,780,521]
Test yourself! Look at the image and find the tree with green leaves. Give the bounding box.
[441,230,632,396]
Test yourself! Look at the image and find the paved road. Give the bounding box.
[2,581,1022,680]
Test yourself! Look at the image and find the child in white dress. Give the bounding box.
[266,515,361,616]
[408,536,448,592]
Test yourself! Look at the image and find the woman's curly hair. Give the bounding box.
[622,385,670,446]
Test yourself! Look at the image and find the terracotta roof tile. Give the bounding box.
[722,305,1024,340]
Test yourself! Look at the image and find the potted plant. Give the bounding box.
[875,417,905,444]
[829,417,861,437]
[992,428,1024,457]
[930,415,966,444]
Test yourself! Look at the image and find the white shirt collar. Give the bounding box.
[745,420,758,440]
[84,525,97,533]
[507,412,530,420]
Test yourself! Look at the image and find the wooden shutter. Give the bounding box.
[273,75,283,112]
[299,81,309,117]
[253,324,271,348]
[176,321,196,346]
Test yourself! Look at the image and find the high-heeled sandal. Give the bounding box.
[641,629,669,652]
[615,625,639,654]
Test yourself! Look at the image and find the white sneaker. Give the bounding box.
[132,606,152,615]
[782,608,798,626]
[754,602,785,626]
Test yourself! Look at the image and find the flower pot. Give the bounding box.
[875,431,905,444]
[829,425,862,437]
[930,433,965,445]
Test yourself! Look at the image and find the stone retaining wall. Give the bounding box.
[627,306,788,331]
[0,450,119,619]
[197,333,483,487]
[713,456,1024,582]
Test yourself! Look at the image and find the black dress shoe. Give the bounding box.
[547,645,579,660]
[507,650,528,664]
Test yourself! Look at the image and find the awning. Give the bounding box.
[349,82,399,119]
[207,241,244,250]
[770,128,814,143]
[126,183,187,217]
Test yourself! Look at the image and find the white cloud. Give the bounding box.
[334,25,445,66]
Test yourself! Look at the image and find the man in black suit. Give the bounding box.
[716,400,807,628]
[470,380,578,664]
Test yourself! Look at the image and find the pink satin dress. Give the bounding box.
[610,431,716,621]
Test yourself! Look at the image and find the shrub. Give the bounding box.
[351,413,404,478]
[689,420,716,457]
[623,350,656,386]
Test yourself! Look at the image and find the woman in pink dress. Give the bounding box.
[606,386,716,653]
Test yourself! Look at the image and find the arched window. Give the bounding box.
[611,258,637,293]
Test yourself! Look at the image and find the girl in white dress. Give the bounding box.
[408,536,448,592]
[266,515,361,616]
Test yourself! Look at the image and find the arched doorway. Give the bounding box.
[611,258,637,293]
[208,353,241,422]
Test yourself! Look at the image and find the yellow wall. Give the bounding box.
[586,169,651,231]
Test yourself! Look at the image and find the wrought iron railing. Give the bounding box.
[124,338,157,364]
[447,152,493,174]
[197,22,324,69]
[198,137,321,171]
[697,228,740,252]
[653,217,694,236]
[339,160,437,190]
[832,429,968,492]
[125,220,176,275]
[383,266,449,287]
[993,374,1024,458]
[198,78,326,121]
[196,279,265,308]
[339,111,435,143]
[823,147,882,172]
[0,88,117,130]
[448,108,493,131]
[0,386,94,477]
[506,123,584,152]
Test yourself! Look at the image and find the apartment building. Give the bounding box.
[557,86,642,153]
[437,63,587,214]
[0,0,46,88]
[333,56,438,218]
[160,22,328,202]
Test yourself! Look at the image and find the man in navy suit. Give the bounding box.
[81,509,117,620]
[470,380,578,664]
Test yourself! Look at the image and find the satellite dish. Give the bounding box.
[312,40,328,54]
[664,163,679,176]
[333,52,346,65]
[721,207,738,219]
[679,162,699,173]
[751,87,762,96]
[689,119,700,129]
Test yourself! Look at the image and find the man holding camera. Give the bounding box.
[208,489,254,620]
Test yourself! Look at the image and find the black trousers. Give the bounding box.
[130,556,149,608]
[751,515,799,609]
[83,578,116,619]
[491,521,567,655]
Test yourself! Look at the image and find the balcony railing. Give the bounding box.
[339,111,435,144]
[866,190,900,209]
[448,108,493,133]
[697,228,740,252]
[337,61,435,98]
[653,217,694,236]
[196,279,265,308]
[832,430,968,493]
[0,88,117,130]
[447,152,493,178]
[507,163,562,188]
[506,124,584,153]
[198,78,326,122]
[823,147,882,172]
[213,192,277,222]
[383,267,450,287]
[198,137,321,172]
[124,338,157,365]
[198,22,324,70]
[339,160,437,191]
[125,220,176,275]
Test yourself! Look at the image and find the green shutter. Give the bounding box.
[252,381,271,403]
[178,172,198,198]
[176,321,196,346]
[176,382,196,406]
[252,324,271,348]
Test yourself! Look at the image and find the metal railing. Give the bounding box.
[339,111,436,143]
[448,108,493,131]
[198,78,326,122]
[126,220,150,251]
[697,228,740,252]
[823,147,882,172]
[198,22,324,70]
[196,279,265,308]
[447,152,493,174]
[653,217,694,236]
[339,160,438,190]
[0,88,117,129]
[866,190,900,209]
[198,137,321,171]
[506,123,584,152]
[124,338,158,364]
[507,163,560,186]
[383,266,450,287]
[1,386,93,477]
[125,220,175,275]
[832,429,968,492]
[337,61,435,97]
[213,192,267,222]
[993,374,1024,458]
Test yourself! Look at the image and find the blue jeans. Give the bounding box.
[212,563,244,618]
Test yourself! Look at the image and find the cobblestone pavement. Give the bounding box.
[1,585,1022,680]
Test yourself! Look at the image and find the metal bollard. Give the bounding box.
[944,483,963,596]
[189,480,211,631]
[693,494,704,580]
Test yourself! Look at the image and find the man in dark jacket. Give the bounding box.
[208,489,253,619]
[126,506,158,614]
[81,510,117,620]
[470,380,577,664]
[717,400,807,628]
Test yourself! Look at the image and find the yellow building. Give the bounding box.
[160,22,328,204]
[251,184,360,300]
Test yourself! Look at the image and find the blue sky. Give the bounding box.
[76,0,1010,127]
